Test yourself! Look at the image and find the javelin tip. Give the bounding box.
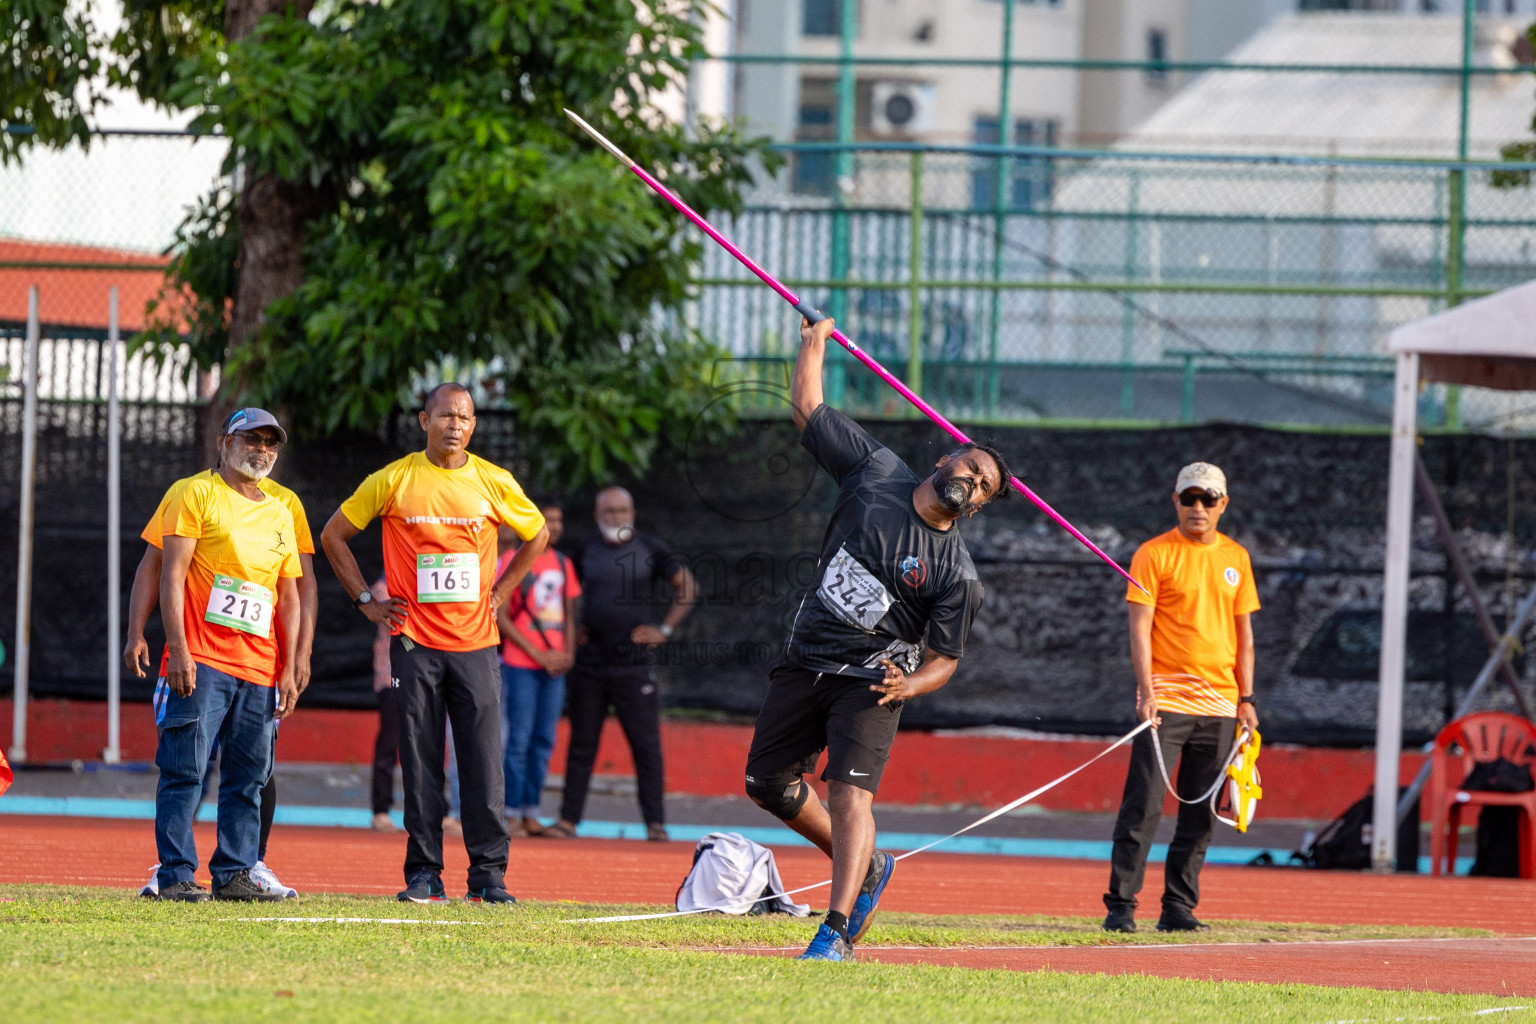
[563,108,636,169]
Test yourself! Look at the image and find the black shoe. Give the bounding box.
[213,870,289,902]
[1156,907,1211,932]
[157,880,211,903]
[1102,907,1137,933]
[463,886,517,905]
[397,871,448,903]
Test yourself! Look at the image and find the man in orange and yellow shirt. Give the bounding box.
[1103,462,1260,934]
[125,413,317,900]
[322,383,547,904]
[155,409,303,903]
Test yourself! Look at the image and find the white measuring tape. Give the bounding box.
[1150,723,1258,831]
[566,718,1153,924]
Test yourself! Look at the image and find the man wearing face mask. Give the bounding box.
[153,409,303,902]
[546,487,697,842]
[746,316,1012,962]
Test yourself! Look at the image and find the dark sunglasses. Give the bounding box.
[231,430,284,451]
[1179,491,1221,508]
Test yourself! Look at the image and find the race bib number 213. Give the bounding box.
[204,576,273,638]
[417,553,480,603]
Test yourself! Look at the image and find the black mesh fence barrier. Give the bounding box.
[5,380,1536,746]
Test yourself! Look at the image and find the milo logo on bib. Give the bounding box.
[417,553,480,603]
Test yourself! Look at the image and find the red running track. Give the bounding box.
[4,816,1535,995]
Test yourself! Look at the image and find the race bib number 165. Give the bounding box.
[417,553,479,603]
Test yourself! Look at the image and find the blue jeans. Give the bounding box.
[501,664,565,816]
[153,663,275,890]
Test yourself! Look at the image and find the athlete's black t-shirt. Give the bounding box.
[783,404,984,679]
[574,532,684,667]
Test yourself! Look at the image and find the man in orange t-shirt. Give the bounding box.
[322,383,547,904]
[1103,462,1260,935]
[156,409,303,903]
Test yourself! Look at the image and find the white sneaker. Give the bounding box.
[250,860,298,898]
[139,863,161,898]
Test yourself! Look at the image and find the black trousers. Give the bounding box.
[392,637,508,890]
[1105,712,1236,915]
[558,664,665,827]
[371,685,401,816]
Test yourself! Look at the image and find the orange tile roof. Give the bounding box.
[0,238,188,332]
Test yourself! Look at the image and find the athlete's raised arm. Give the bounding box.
[791,316,836,432]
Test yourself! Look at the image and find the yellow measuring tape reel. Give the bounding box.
[1216,727,1263,833]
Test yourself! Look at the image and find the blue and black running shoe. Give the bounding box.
[847,851,894,943]
[463,886,518,905]
[397,870,448,903]
[796,923,855,962]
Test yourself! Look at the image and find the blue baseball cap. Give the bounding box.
[224,407,287,444]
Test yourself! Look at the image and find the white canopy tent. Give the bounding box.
[1372,278,1536,870]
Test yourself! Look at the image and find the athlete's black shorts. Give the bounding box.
[745,658,903,796]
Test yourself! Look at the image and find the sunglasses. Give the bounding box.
[230,431,284,451]
[1179,491,1221,508]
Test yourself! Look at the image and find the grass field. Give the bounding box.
[1,886,1530,1023]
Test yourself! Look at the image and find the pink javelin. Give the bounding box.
[564,109,1146,594]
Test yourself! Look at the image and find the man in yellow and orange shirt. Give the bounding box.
[124,412,318,900]
[152,409,304,902]
[1103,461,1260,934]
[323,383,547,904]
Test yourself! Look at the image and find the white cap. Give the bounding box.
[1175,462,1227,497]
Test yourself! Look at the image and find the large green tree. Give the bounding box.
[3,0,769,482]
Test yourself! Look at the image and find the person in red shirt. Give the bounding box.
[495,500,581,837]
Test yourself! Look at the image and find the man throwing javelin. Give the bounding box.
[321,383,547,904]
[745,316,1011,961]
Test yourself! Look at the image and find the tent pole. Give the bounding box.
[1373,350,1419,872]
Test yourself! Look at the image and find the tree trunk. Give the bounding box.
[203,0,323,460]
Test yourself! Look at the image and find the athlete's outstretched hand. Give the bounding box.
[870,657,916,707]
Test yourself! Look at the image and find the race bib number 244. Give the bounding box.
[817,546,894,632]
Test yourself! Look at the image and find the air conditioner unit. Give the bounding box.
[870,81,935,136]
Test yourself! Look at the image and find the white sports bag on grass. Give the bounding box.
[675,832,810,916]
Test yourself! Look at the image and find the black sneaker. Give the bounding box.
[157,880,211,903]
[463,886,517,905]
[1102,907,1137,933]
[397,871,448,903]
[213,870,289,902]
[1156,907,1211,932]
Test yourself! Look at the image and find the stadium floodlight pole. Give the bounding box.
[564,108,1146,593]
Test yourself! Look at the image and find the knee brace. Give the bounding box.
[745,773,810,821]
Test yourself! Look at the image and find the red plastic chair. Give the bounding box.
[1426,711,1536,878]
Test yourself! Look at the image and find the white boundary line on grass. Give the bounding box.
[234,917,488,926]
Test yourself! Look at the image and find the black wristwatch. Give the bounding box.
[1238,695,1257,707]
[355,589,374,608]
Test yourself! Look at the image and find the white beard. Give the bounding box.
[599,523,634,545]
[232,453,274,482]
